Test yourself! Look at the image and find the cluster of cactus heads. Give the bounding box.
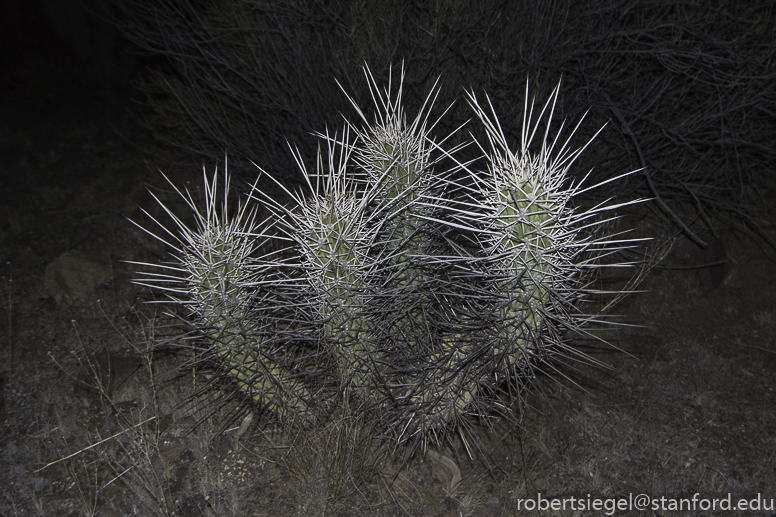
[134,66,639,446]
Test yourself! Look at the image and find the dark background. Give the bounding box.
[1,2,775,515]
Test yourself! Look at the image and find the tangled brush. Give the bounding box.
[133,66,641,448]
[116,0,776,246]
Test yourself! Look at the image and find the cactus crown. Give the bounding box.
[132,65,641,448]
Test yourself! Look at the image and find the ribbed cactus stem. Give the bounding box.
[367,133,437,355]
[374,141,424,204]
[296,178,376,397]
[319,278,372,396]
[495,184,555,364]
[396,342,477,442]
[211,330,309,417]
[185,211,311,418]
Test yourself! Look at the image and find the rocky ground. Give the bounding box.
[1,56,775,517]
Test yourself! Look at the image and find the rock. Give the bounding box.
[44,250,112,304]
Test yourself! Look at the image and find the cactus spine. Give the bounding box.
[134,66,639,446]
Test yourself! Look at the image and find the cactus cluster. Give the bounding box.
[134,67,639,447]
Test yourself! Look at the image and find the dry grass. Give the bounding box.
[3,223,776,515]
